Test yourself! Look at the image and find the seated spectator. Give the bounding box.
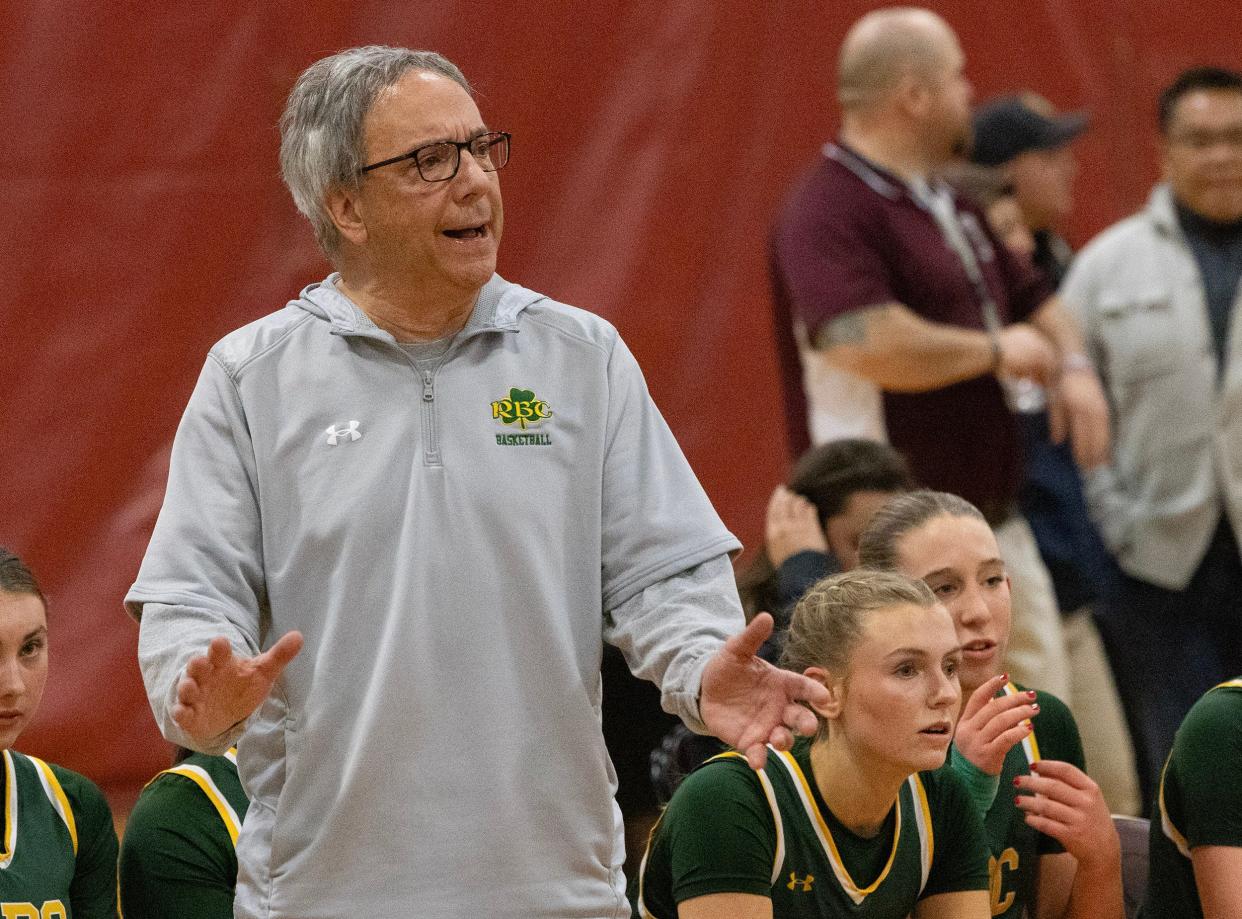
[1141,679,1242,918]
[860,491,1122,919]
[119,745,249,918]
[635,569,991,919]
[0,548,118,917]
[737,438,915,646]
[651,439,913,802]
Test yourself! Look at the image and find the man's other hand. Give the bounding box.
[172,631,304,745]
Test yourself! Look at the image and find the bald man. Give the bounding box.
[769,7,1110,704]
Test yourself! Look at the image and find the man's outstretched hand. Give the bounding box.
[172,631,304,745]
[699,613,830,769]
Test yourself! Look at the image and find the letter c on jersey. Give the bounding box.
[988,848,1019,915]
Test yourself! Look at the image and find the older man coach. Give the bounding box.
[126,47,827,919]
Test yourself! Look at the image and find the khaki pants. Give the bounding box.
[1063,607,1142,816]
[996,516,1141,815]
[996,516,1070,697]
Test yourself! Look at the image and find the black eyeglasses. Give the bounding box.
[360,131,511,182]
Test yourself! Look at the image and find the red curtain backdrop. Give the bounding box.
[3,0,1238,807]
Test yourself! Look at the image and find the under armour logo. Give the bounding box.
[325,421,362,445]
[786,871,814,892]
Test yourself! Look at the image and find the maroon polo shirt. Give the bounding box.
[770,142,1052,513]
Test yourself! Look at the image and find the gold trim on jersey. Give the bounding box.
[0,750,16,868]
[636,747,789,918]
[30,755,78,855]
[0,751,79,868]
[635,811,664,919]
[706,749,787,885]
[907,773,935,893]
[1003,682,1042,764]
[1156,757,1192,860]
[157,755,243,846]
[771,748,904,905]
[1156,680,1242,861]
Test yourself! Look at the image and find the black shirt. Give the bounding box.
[1176,201,1242,377]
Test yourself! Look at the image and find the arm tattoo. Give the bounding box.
[812,305,892,350]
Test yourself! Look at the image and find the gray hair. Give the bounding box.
[279,46,472,257]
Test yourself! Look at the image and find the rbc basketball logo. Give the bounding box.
[491,388,552,430]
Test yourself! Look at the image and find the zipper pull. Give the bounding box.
[422,370,434,403]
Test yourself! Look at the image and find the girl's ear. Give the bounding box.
[803,666,845,719]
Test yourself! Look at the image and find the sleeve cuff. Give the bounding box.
[950,743,1001,817]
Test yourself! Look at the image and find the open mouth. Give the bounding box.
[961,639,996,657]
[919,722,952,736]
[443,224,488,240]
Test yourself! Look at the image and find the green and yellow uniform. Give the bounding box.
[962,682,1084,918]
[0,748,118,918]
[1139,679,1242,919]
[634,738,989,918]
[119,749,248,919]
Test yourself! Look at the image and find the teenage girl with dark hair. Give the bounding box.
[0,548,118,916]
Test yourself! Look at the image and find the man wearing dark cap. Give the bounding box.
[972,93,1088,285]
[970,92,1141,817]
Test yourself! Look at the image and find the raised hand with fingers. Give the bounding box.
[699,613,831,770]
[953,673,1039,775]
[764,486,828,568]
[172,631,305,746]
[1013,758,1118,868]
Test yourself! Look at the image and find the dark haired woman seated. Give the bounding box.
[0,548,117,917]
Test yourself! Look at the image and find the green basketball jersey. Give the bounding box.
[119,748,249,919]
[634,738,988,918]
[1139,679,1242,919]
[0,749,118,919]
[967,682,1084,919]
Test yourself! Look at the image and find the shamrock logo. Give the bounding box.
[491,387,553,430]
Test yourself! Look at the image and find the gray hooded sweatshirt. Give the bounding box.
[127,274,743,918]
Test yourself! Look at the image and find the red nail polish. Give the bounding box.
[1013,777,1021,787]
[1014,796,1022,805]
[1027,691,1037,699]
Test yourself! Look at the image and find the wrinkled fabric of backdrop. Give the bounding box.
[2,0,1236,809]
